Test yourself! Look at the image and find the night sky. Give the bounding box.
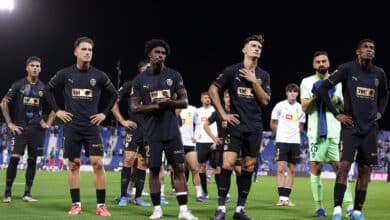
[1,0,389,130]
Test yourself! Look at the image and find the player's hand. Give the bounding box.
[212,137,223,145]
[56,110,73,123]
[120,120,137,129]
[222,113,240,125]
[335,114,354,126]
[8,122,23,136]
[40,120,50,129]
[375,112,382,121]
[239,68,257,83]
[210,142,217,150]
[157,98,171,109]
[90,113,106,126]
[191,136,196,143]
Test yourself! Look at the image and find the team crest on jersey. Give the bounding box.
[38,91,44,97]
[257,78,262,85]
[166,78,173,87]
[90,78,96,87]
[374,78,379,87]
[19,89,24,94]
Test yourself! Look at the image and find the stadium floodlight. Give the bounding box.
[0,0,14,12]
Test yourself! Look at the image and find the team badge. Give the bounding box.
[38,91,43,97]
[374,78,379,87]
[166,78,173,86]
[90,78,96,87]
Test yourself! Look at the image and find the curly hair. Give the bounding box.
[144,39,171,57]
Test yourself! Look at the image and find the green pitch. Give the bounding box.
[0,170,389,219]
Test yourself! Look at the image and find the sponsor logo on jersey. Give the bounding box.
[71,88,93,98]
[237,86,254,98]
[23,97,40,106]
[149,89,171,102]
[356,86,375,98]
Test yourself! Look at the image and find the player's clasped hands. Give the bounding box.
[239,68,257,83]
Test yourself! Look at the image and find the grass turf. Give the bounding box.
[0,170,389,219]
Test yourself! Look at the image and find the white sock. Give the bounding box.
[195,185,202,197]
[97,203,104,208]
[160,184,165,196]
[218,206,226,212]
[179,205,188,212]
[73,202,81,207]
[127,181,133,195]
[333,206,342,214]
[280,196,288,201]
[154,205,162,212]
[227,193,230,198]
[235,206,244,213]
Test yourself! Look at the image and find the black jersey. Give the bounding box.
[118,80,144,137]
[327,60,389,134]
[45,65,118,127]
[131,66,185,141]
[207,107,230,138]
[214,63,271,133]
[4,78,46,128]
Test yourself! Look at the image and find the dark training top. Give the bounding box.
[4,78,46,128]
[214,62,271,133]
[118,80,144,138]
[131,66,185,141]
[45,65,118,127]
[319,60,389,134]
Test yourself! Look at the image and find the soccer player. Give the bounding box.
[204,90,240,203]
[44,37,118,217]
[130,39,198,220]
[317,39,388,220]
[112,59,151,207]
[178,105,208,202]
[209,34,271,220]
[300,51,353,217]
[194,92,217,198]
[1,56,55,203]
[270,83,305,206]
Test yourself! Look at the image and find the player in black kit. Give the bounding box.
[44,37,118,217]
[112,60,151,207]
[208,34,271,220]
[130,39,198,220]
[318,39,388,220]
[1,56,56,203]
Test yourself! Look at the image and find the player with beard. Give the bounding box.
[300,51,353,217]
[318,39,388,220]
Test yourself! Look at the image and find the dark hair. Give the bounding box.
[357,38,375,49]
[200,91,209,97]
[26,56,41,66]
[144,39,171,57]
[313,51,328,59]
[285,83,299,92]
[242,34,264,48]
[137,59,149,70]
[74,37,94,49]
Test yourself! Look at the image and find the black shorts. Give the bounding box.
[125,133,146,158]
[225,130,262,157]
[184,145,196,155]
[210,149,222,169]
[11,126,45,157]
[341,126,378,165]
[275,142,301,165]
[197,142,212,163]
[145,135,185,169]
[63,125,104,159]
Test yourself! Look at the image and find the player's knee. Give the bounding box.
[123,156,135,167]
[91,160,103,171]
[172,163,185,174]
[69,159,81,171]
